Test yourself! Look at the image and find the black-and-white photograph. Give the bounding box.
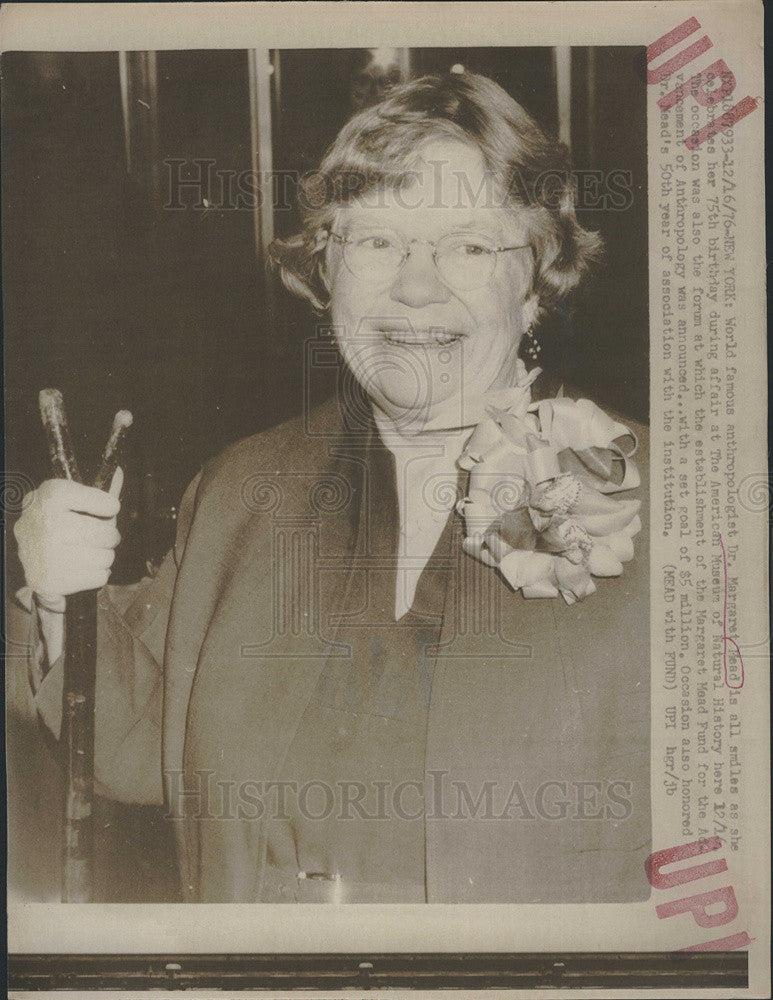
[5,45,650,906]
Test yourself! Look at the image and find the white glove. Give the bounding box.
[14,470,123,665]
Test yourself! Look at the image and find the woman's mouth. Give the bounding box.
[381,328,465,347]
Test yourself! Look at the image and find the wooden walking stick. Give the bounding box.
[38,390,133,902]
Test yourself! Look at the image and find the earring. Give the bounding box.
[522,324,541,363]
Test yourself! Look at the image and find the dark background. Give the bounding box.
[3,47,648,901]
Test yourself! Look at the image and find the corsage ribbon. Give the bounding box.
[456,371,642,605]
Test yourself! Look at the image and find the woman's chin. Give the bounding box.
[367,379,469,433]
[340,345,484,431]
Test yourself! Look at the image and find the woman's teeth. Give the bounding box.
[384,331,463,346]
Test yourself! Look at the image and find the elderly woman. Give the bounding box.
[14,72,649,904]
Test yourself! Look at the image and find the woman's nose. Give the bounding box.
[389,245,451,308]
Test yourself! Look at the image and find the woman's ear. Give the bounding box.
[522,293,540,330]
[313,228,332,295]
[312,228,329,254]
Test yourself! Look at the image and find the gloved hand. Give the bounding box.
[14,468,123,607]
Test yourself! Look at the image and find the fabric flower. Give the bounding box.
[456,373,641,605]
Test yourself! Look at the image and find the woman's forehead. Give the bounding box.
[335,139,516,237]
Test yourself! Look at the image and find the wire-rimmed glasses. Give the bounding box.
[327,227,532,291]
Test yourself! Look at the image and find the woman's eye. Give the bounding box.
[457,242,488,256]
[358,236,393,250]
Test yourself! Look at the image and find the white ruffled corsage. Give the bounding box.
[456,368,642,605]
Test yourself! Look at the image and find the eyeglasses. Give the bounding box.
[326,228,532,291]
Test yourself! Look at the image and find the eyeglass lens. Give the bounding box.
[343,230,498,290]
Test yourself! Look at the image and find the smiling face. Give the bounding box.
[325,139,537,433]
